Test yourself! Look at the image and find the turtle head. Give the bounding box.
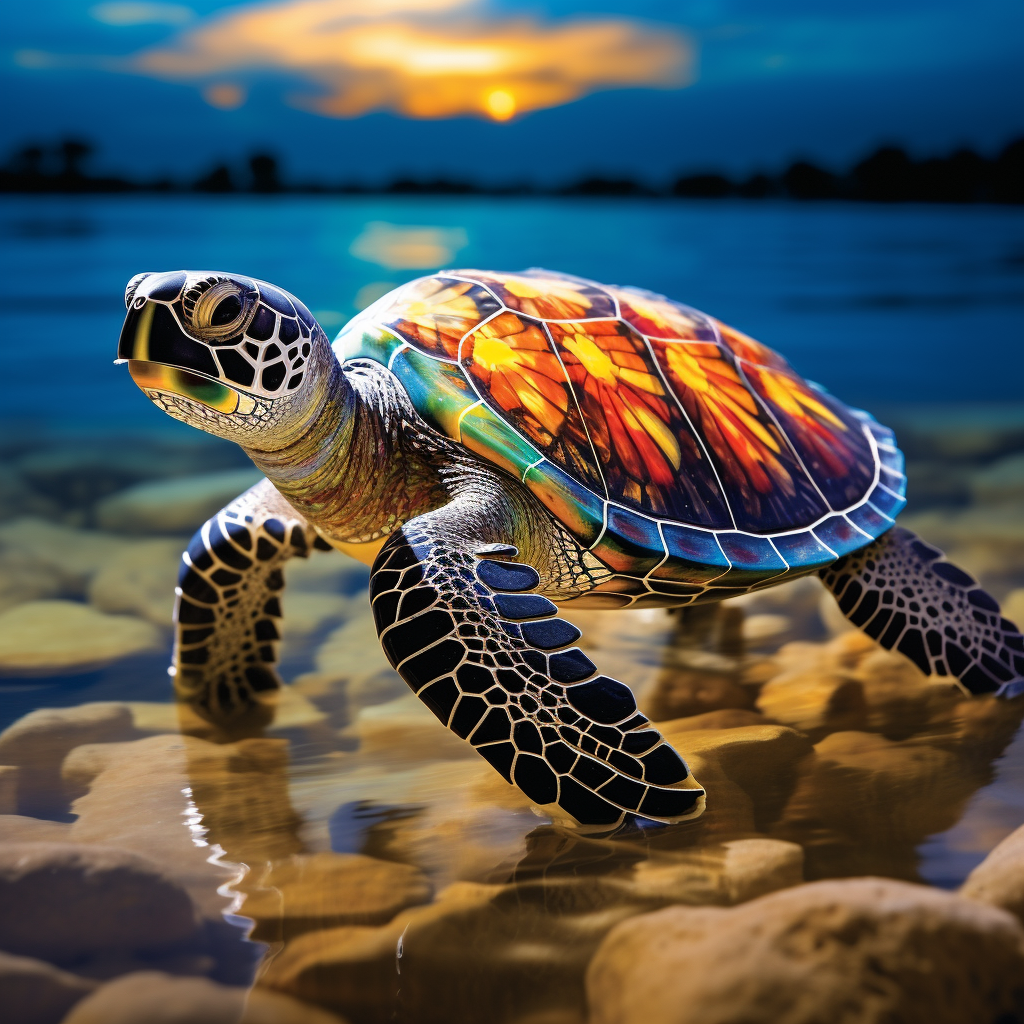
[118,271,337,448]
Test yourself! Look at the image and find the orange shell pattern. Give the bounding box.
[368,269,877,535]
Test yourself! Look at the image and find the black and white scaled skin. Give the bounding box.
[116,270,1024,831]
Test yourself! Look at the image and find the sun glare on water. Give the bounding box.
[484,88,516,121]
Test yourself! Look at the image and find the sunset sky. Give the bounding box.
[4,0,1022,186]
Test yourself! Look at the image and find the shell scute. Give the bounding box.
[740,359,876,511]
[613,287,718,342]
[452,268,615,321]
[651,337,830,532]
[461,310,604,496]
[547,318,730,526]
[380,276,500,360]
[590,506,665,576]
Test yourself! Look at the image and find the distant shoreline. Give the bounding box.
[2,137,1021,205]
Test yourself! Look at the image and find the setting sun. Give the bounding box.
[484,89,516,121]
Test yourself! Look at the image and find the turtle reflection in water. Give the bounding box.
[116,268,1024,829]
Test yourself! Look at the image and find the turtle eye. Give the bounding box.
[187,278,257,341]
[211,293,242,326]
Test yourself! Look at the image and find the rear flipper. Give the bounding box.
[174,477,324,717]
[820,526,1024,697]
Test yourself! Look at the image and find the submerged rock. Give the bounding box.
[60,971,346,1024]
[0,601,162,676]
[261,881,610,1024]
[0,519,127,593]
[62,734,270,918]
[586,878,1024,1024]
[961,822,1024,925]
[0,842,199,965]
[0,950,96,1024]
[0,702,138,815]
[94,469,263,534]
[626,838,804,906]
[88,539,183,625]
[0,550,64,613]
[240,852,432,941]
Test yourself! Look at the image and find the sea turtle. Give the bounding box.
[117,267,1024,828]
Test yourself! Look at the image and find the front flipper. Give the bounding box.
[174,477,324,717]
[821,526,1024,697]
[369,516,705,829]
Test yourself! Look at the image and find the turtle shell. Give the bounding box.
[336,269,906,604]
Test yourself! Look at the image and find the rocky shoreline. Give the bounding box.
[1,408,1024,1023]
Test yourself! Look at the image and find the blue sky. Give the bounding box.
[4,0,1022,186]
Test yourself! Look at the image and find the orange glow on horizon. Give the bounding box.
[122,0,694,120]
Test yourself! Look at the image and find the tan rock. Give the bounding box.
[664,709,767,732]
[0,842,199,965]
[0,702,139,814]
[0,950,96,1024]
[663,723,813,834]
[628,838,803,906]
[961,821,1024,924]
[240,852,432,941]
[94,468,263,534]
[0,549,64,613]
[0,815,72,842]
[646,667,754,721]
[586,878,1024,1024]
[0,518,127,592]
[774,731,978,878]
[0,764,17,813]
[755,669,866,739]
[263,881,611,1024]
[346,694,476,762]
[63,734,289,917]
[0,601,162,676]
[88,539,182,625]
[741,613,791,641]
[61,971,346,1024]
[1004,588,1024,631]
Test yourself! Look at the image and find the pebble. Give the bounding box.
[60,971,347,1024]
[586,878,1024,1024]
[0,842,199,966]
[961,821,1024,925]
[0,950,96,1024]
[0,601,162,676]
[94,469,264,534]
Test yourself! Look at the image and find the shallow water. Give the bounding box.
[0,195,1023,1023]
